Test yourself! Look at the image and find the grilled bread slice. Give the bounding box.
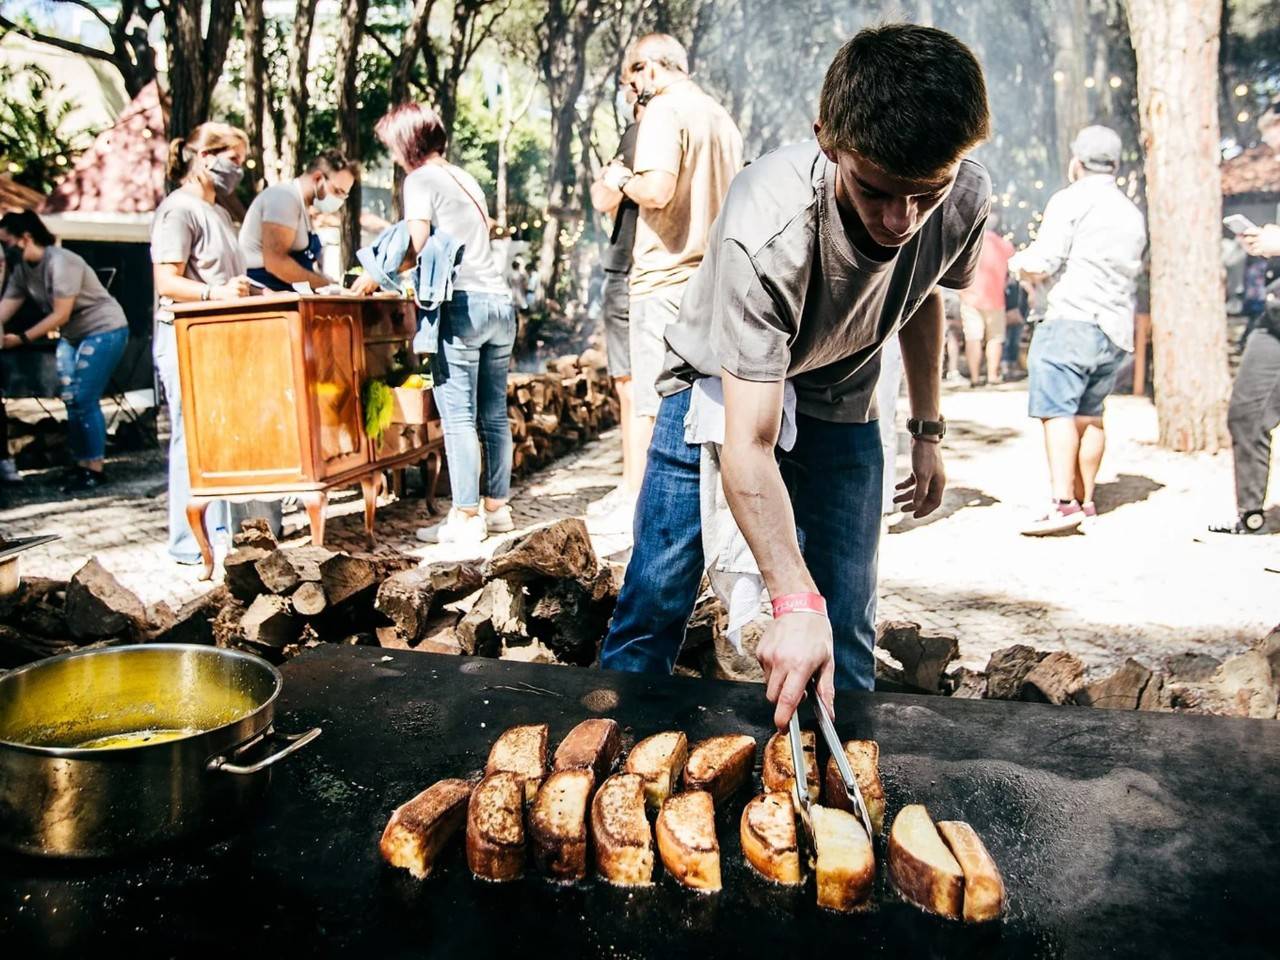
[655,791,721,891]
[740,792,802,886]
[379,778,473,879]
[888,804,964,918]
[811,805,875,912]
[762,730,819,806]
[824,739,886,835]
[466,772,526,882]
[624,731,688,812]
[592,772,654,886]
[485,723,549,803]
[529,768,595,882]
[552,718,621,784]
[684,734,756,804]
[937,820,1006,923]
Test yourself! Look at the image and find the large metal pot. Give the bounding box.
[0,643,320,858]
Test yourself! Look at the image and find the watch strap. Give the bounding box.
[907,416,946,439]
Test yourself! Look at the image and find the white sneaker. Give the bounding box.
[485,503,515,533]
[586,486,638,535]
[1020,500,1085,537]
[416,508,488,545]
[0,459,22,484]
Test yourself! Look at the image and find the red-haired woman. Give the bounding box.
[362,102,516,545]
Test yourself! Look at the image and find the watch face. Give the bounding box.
[1244,512,1265,532]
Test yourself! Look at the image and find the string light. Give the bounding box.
[1108,76,1122,89]
[1234,83,1249,97]
[55,155,67,166]
[1053,70,1065,83]
[1116,175,1126,186]
[1034,180,1044,189]
[1017,200,1028,209]
[1237,111,1250,123]
[6,162,20,174]
[1084,76,1096,89]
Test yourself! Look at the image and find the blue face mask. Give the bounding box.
[207,155,244,196]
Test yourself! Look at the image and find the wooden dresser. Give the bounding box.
[171,293,442,578]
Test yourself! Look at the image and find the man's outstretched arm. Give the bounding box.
[894,290,947,517]
[720,371,836,731]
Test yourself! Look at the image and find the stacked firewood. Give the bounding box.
[507,350,619,477]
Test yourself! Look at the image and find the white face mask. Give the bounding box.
[313,177,346,214]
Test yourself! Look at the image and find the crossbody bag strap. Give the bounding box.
[437,162,493,235]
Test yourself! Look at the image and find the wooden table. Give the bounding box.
[172,293,442,578]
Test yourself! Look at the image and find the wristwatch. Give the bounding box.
[907,416,946,442]
[17,331,30,346]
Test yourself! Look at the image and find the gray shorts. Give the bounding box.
[602,270,631,379]
[629,286,684,417]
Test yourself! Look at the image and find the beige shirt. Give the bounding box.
[629,79,743,298]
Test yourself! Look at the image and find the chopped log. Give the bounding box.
[485,518,597,584]
[291,581,328,617]
[1020,652,1085,705]
[945,667,988,700]
[147,587,228,646]
[234,518,278,551]
[0,623,79,668]
[456,579,526,656]
[224,546,272,601]
[255,549,302,594]
[877,620,959,694]
[212,598,247,649]
[526,577,612,666]
[279,545,334,583]
[374,561,484,643]
[1075,658,1156,711]
[984,645,1049,701]
[0,576,66,622]
[64,558,147,639]
[319,553,379,607]
[240,595,299,649]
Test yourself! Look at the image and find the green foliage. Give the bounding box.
[450,78,550,226]
[0,61,95,193]
[361,378,395,440]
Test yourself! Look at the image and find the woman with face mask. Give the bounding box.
[0,210,130,492]
[240,149,358,292]
[151,121,279,565]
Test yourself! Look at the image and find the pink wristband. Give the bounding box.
[771,592,828,619]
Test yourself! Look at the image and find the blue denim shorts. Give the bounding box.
[1027,319,1128,418]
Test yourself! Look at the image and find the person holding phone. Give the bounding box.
[151,121,279,564]
[1211,101,1280,535]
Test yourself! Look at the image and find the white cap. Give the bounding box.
[1071,125,1122,172]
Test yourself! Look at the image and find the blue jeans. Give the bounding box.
[1027,319,1128,419]
[56,326,128,463]
[601,388,884,691]
[153,321,281,564]
[429,291,516,508]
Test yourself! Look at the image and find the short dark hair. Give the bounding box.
[375,103,447,172]
[308,149,357,178]
[0,210,56,247]
[818,24,991,180]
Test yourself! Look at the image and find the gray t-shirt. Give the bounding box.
[2,245,127,344]
[658,141,991,423]
[402,162,508,297]
[150,189,246,319]
[239,180,311,271]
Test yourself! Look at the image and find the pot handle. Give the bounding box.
[207,727,322,776]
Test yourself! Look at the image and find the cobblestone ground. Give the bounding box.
[1,383,1276,671]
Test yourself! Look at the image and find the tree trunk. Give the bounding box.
[280,0,319,176]
[240,0,268,194]
[496,72,537,229]
[536,0,603,301]
[335,0,369,272]
[1051,0,1090,171]
[161,0,236,145]
[1127,0,1230,451]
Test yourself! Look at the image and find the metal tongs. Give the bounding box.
[789,678,875,856]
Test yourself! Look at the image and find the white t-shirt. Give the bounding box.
[402,162,508,296]
[239,180,312,271]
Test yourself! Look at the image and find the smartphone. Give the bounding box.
[1223,214,1258,235]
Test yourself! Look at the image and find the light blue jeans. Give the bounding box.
[428,291,516,509]
[153,321,281,564]
[55,326,128,462]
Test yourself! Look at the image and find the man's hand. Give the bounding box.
[349,274,382,296]
[1241,224,1280,258]
[893,438,946,517]
[757,612,835,731]
[1,333,21,350]
[602,162,633,192]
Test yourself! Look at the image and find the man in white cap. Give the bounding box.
[1009,124,1146,535]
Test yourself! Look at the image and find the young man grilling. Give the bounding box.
[600,24,992,729]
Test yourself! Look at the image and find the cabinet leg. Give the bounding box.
[185,500,214,582]
[360,474,380,547]
[422,450,442,516]
[299,492,328,546]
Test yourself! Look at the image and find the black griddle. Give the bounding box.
[2,643,1278,959]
